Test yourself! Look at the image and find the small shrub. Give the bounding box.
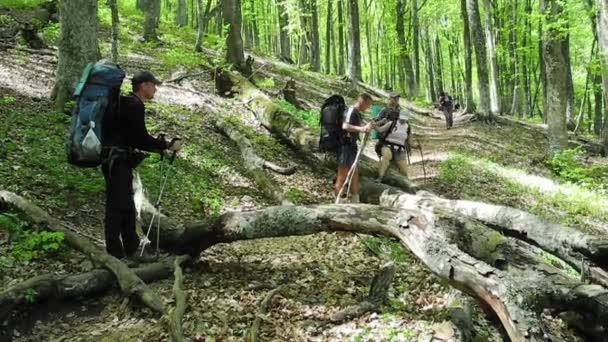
[24,288,37,304]
[285,187,305,204]
[11,231,65,262]
[438,154,474,185]
[40,22,60,45]
[278,100,319,131]
[546,147,608,191]
[257,77,275,89]
[0,96,16,105]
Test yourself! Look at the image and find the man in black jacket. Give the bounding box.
[101,71,182,260]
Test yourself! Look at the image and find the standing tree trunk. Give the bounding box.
[412,0,421,97]
[109,0,119,63]
[347,0,362,83]
[424,30,436,102]
[542,0,569,155]
[396,0,416,96]
[194,0,204,52]
[176,0,187,27]
[144,0,161,41]
[562,34,577,131]
[223,0,245,70]
[51,0,99,112]
[325,0,332,73]
[278,0,291,63]
[482,0,501,115]
[364,0,373,84]
[461,0,476,113]
[597,0,608,155]
[594,73,604,136]
[433,34,444,96]
[466,0,492,122]
[298,0,311,66]
[311,0,321,71]
[137,0,146,11]
[337,0,346,75]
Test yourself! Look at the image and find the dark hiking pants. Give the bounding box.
[102,159,139,258]
[443,108,454,128]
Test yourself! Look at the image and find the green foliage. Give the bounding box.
[285,187,305,204]
[24,288,38,304]
[546,147,608,191]
[363,237,410,264]
[257,77,275,89]
[278,100,319,131]
[0,213,65,263]
[0,14,16,26]
[40,22,60,45]
[159,46,207,71]
[0,95,16,105]
[0,0,51,9]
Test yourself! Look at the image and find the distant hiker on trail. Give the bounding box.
[438,91,454,129]
[374,93,414,182]
[102,71,182,262]
[334,93,374,204]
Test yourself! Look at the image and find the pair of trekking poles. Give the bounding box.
[139,137,180,257]
[334,134,426,204]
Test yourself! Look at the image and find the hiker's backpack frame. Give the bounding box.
[318,95,347,153]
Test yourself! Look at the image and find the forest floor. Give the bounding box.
[2,24,608,342]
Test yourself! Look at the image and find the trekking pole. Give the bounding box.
[415,137,426,184]
[141,138,180,256]
[335,132,369,204]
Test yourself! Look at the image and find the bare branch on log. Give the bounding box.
[248,286,282,342]
[0,191,166,314]
[167,255,190,342]
[0,257,177,320]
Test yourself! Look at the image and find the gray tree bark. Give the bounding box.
[337,0,346,75]
[542,0,569,155]
[412,0,421,97]
[482,0,501,115]
[311,0,321,72]
[597,0,608,155]
[176,0,187,27]
[466,0,492,121]
[194,0,204,52]
[347,0,362,82]
[51,0,99,112]
[109,0,119,63]
[396,0,416,97]
[297,0,311,66]
[460,0,476,113]
[278,0,291,62]
[223,0,245,69]
[325,0,333,73]
[143,0,161,41]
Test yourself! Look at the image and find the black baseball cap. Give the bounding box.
[389,92,400,98]
[132,71,162,86]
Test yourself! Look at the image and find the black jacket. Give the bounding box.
[102,94,167,152]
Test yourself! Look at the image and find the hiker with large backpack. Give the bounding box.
[438,91,454,129]
[333,94,373,203]
[67,62,182,262]
[373,93,414,182]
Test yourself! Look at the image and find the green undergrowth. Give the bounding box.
[223,115,290,163]
[0,0,50,9]
[436,153,608,233]
[278,100,319,132]
[0,92,267,224]
[0,213,65,268]
[547,147,608,192]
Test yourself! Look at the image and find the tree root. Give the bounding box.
[0,190,166,314]
[248,286,282,342]
[167,255,190,342]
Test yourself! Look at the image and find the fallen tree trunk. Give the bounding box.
[0,191,166,314]
[0,257,176,321]
[166,255,190,342]
[137,186,608,340]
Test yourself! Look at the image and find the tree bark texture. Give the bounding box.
[466,0,492,122]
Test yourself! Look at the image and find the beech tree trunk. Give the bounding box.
[466,0,492,122]
[109,0,119,63]
[347,0,362,82]
[337,0,346,75]
[460,0,476,113]
[396,0,416,97]
[278,0,291,63]
[311,0,321,72]
[482,0,501,115]
[194,0,204,52]
[51,0,99,112]
[176,0,187,27]
[542,0,569,155]
[412,0,421,97]
[223,0,245,70]
[325,0,332,73]
[143,0,161,41]
[597,0,608,155]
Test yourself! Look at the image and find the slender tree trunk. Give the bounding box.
[461,0,475,113]
[594,72,604,135]
[347,0,362,82]
[177,0,187,27]
[466,0,492,121]
[137,0,146,11]
[144,0,161,41]
[298,0,310,66]
[51,0,99,111]
[448,35,456,96]
[364,0,373,84]
[195,0,204,52]
[597,0,608,155]
[396,0,416,96]
[424,30,436,102]
[524,0,532,115]
[311,0,321,71]
[109,0,119,63]
[482,0,501,115]
[223,0,245,69]
[541,0,569,155]
[278,0,291,62]
[510,1,525,116]
[337,0,346,75]
[325,0,333,73]
[434,34,444,95]
[562,33,577,130]
[412,0,421,97]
